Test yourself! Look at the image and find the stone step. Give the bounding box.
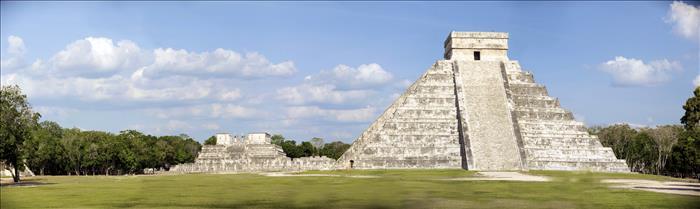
[393,109,457,119]
[352,146,462,157]
[518,122,588,132]
[521,132,592,138]
[525,147,617,159]
[522,136,603,147]
[420,73,454,82]
[410,85,455,94]
[527,160,629,173]
[514,109,574,120]
[512,94,555,100]
[403,97,456,107]
[512,97,559,108]
[509,84,548,96]
[381,123,457,132]
[506,71,535,83]
[520,129,590,135]
[529,157,624,163]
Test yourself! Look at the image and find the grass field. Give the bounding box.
[1,170,698,209]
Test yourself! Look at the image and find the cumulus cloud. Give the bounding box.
[694,74,700,87]
[285,106,376,122]
[599,56,682,87]
[1,35,27,71]
[144,103,260,119]
[666,1,700,41]
[0,36,298,104]
[276,63,393,105]
[141,48,296,79]
[50,37,148,77]
[7,35,26,56]
[277,83,374,105]
[305,63,393,89]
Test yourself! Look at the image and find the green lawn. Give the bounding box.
[1,170,698,209]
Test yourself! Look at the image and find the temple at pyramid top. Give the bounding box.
[444,31,509,61]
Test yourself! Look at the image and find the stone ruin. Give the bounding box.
[170,133,336,173]
[338,32,629,172]
[172,31,629,174]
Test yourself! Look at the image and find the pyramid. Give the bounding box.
[338,32,629,172]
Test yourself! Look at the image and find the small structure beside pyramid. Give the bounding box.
[338,31,629,172]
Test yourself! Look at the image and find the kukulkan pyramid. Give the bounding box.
[338,32,629,172]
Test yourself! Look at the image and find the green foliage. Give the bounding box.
[204,136,217,145]
[681,87,700,130]
[271,135,349,159]
[0,85,41,182]
[20,123,202,176]
[320,141,351,160]
[270,134,284,145]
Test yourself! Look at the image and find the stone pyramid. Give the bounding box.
[338,32,629,172]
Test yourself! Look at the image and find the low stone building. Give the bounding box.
[170,133,336,173]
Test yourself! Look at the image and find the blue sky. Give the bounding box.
[1,1,698,143]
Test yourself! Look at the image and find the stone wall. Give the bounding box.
[170,133,336,173]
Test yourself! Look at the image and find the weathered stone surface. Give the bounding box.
[170,133,336,173]
[339,31,629,172]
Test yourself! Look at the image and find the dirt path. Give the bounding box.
[602,179,700,196]
[444,172,550,182]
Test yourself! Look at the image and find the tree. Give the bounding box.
[0,85,41,182]
[309,137,324,156]
[682,87,700,130]
[320,141,351,160]
[647,125,683,174]
[25,121,64,175]
[590,124,637,160]
[204,136,217,145]
[300,142,315,157]
[271,134,285,146]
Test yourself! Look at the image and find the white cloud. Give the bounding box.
[285,106,376,122]
[694,74,700,87]
[277,83,374,105]
[305,63,393,89]
[7,35,26,56]
[141,48,296,79]
[50,37,147,77]
[144,103,260,119]
[666,1,700,41]
[600,56,682,87]
[34,106,79,118]
[1,36,27,71]
[276,63,393,105]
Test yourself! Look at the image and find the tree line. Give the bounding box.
[24,121,202,176]
[590,87,700,179]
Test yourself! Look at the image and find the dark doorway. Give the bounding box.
[474,51,481,61]
[350,160,354,169]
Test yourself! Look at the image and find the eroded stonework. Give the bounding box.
[339,32,629,172]
[170,133,335,173]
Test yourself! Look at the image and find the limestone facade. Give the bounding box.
[339,32,629,172]
[170,133,336,173]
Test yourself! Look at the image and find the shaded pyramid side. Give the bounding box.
[503,61,629,172]
[337,60,464,169]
